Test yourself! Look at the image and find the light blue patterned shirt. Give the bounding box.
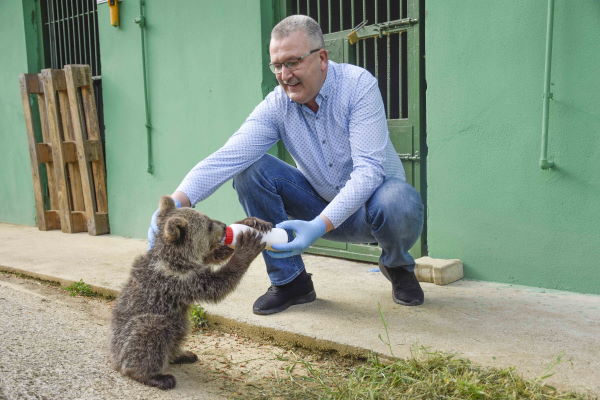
[176,61,405,228]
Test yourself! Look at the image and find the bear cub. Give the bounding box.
[110,196,270,390]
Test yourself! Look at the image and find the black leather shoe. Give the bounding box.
[253,271,316,315]
[379,265,424,306]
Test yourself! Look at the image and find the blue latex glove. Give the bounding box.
[267,217,326,259]
[147,198,182,249]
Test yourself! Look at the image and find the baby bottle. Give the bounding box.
[222,224,288,251]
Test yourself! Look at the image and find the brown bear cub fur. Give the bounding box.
[110,196,270,390]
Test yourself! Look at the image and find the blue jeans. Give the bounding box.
[233,154,424,286]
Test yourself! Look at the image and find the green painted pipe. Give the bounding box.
[540,0,555,170]
[134,0,153,174]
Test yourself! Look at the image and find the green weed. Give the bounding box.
[64,279,97,297]
[189,304,209,330]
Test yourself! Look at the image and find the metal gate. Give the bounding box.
[281,0,426,262]
[39,0,105,144]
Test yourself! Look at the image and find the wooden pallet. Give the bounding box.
[19,66,109,235]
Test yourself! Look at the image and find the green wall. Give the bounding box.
[98,1,276,238]
[0,0,42,225]
[425,0,600,294]
[1,0,597,295]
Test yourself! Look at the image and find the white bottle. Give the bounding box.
[222,224,288,251]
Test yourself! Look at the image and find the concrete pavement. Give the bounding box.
[1,222,599,396]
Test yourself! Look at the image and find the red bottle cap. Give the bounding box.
[224,226,233,245]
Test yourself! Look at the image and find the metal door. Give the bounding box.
[280,0,426,262]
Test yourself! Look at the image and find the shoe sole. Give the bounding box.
[380,265,424,306]
[392,297,424,306]
[253,290,317,315]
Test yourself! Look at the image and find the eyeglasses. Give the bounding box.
[269,48,322,74]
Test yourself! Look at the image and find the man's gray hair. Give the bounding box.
[271,15,325,49]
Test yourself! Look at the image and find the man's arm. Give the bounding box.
[171,191,191,208]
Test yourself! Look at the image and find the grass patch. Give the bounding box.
[242,349,594,400]
[189,304,209,331]
[64,279,97,297]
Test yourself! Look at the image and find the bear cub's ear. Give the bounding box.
[158,196,176,216]
[164,216,188,244]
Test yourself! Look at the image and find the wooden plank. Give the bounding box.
[79,68,109,215]
[58,85,85,212]
[19,73,59,231]
[64,65,109,235]
[36,89,59,211]
[41,69,86,233]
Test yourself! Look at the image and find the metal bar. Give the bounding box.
[57,0,63,68]
[67,0,72,64]
[374,0,378,80]
[60,0,65,67]
[352,0,358,62]
[328,0,331,32]
[92,1,99,75]
[84,0,89,68]
[339,0,343,30]
[362,0,366,68]
[48,0,56,68]
[88,0,92,68]
[386,0,391,117]
[398,34,402,118]
[81,0,86,67]
[317,0,321,25]
[62,0,67,66]
[86,0,92,72]
[74,0,78,64]
[77,0,82,64]
[73,0,79,64]
[540,0,555,169]
[307,0,310,17]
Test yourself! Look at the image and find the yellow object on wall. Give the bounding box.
[109,0,119,27]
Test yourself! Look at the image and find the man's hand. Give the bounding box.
[147,197,182,249]
[267,216,327,258]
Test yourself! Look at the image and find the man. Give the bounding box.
[148,15,424,315]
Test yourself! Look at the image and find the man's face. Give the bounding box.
[269,31,328,106]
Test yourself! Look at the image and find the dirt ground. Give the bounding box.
[0,272,341,400]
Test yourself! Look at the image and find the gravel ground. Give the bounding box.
[0,273,317,400]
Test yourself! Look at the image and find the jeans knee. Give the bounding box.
[368,179,423,231]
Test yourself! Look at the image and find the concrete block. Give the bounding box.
[415,256,463,285]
